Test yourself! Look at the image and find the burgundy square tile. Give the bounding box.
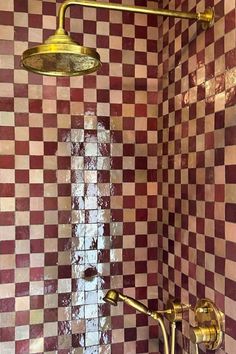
[16,311,29,326]
[44,308,58,323]
[0,269,14,284]
[0,127,14,140]
[0,68,14,83]
[16,254,30,268]
[29,128,43,141]
[44,197,57,210]
[44,336,58,351]
[15,170,29,183]
[45,252,58,266]
[15,282,29,297]
[30,324,43,339]
[124,327,136,341]
[214,148,224,166]
[44,170,57,183]
[0,298,15,312]
[226,48,236,70]
[15,141,29,155]
[110,131,122,143]
[30,183,44,198]
[15,340,29,354]
[29,99,42,113]
[58,265,71,279]
[30,295,44,310]
[14,2,28,12]
[44,225,58,239]
[14,84,28,97]
[226,203,236,222]
[30,267,44,281]
[57,100,70,114]
[44,280,58,294]
[15,226,29,240]
[0,212,15,226]
[30,156,43,169]
[58,157,71,170]
[225,9,236,33]
[16,197,30,211]
[43,114,57,127]
[30,239,44,253]
[44,142,58,155]
[58,293,71,307]
[214,220,225,239]
[30,211,44,224]
[58,128,71,142]
[214,37,225,58]
[71,116,84,129]
[0,240,15,254]
[1,327,15,341]
[123,195,135,208]
[0,97,14,111]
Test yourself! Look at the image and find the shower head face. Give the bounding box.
[103,290,119,306]
[21,31,101,77]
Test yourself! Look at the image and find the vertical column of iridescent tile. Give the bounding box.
[83,114,100,350]
[70,109,86,352]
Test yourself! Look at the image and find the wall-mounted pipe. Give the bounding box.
[57,0,214,30]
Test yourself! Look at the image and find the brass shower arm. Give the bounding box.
[57,0,214,31]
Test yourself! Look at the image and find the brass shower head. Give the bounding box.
[21,29,101,77]
[103,289,153,316]
[103,289,120,306]
[21,0,214,77]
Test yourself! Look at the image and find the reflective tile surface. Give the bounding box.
[0,0,236,353]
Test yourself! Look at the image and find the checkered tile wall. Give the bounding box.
[155,1,236,353]
[0,0,235,353]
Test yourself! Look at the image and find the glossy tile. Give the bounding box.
[0,0,236,353]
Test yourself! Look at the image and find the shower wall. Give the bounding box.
[0,0,160,353]
[156,0,236,353]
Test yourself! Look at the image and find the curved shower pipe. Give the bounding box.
[57,0,214,32]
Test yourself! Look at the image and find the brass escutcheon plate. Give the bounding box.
[194,298,224,350]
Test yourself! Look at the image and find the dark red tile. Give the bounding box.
[0,269,14,284]
[0,212,15,225]
[29,99,42,113]
[30,239,44,253]
[15,282,29,297]
[226,203,236,222]
[30,211,44,224]
[0,97,14,111]
[1,327,15,341]
[44,336,58,351]
[15,340,29,354]
[30,324,43,339]
[16,254,30,268]
[44,142,57,155]
[57,100,70,114]
[16,311,29,326]
[30,267,44,281]
[58,265,71,279]
[15,141,29,155]
[0,298,15,312]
